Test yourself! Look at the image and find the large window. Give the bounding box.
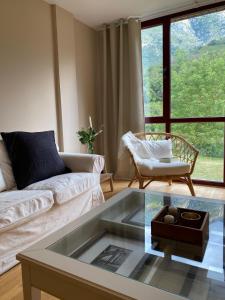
[142,3,225,186]
[142,25,163,117]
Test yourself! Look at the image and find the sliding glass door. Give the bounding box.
[141,3,225,186]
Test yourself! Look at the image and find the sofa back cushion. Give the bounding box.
[0,140,16,190]
[1,131,70,190]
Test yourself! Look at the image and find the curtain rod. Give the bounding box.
[97,17,141,31]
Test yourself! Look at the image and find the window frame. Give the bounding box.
[142,1,225,187]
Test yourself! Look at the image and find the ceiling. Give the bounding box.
[45,0,221,28]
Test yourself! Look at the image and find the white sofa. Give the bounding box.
[0,141,105,274]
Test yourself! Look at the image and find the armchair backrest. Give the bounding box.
[133,132,199,175]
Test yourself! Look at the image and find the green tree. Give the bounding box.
[145,44,225,158]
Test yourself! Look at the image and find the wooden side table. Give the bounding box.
[100,172,114,192]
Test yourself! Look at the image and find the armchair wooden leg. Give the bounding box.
[139,179,144,189]
[168,180,172,186]
[186,175,195,196]
[128,176,137,187]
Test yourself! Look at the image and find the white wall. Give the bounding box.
[0,0,57,134]
[74,19,98,152]
[52,5,80,151]
[0,0,98,153]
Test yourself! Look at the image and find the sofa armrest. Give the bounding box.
[59,152,105,173]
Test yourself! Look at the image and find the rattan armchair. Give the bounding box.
[127,132,199,196]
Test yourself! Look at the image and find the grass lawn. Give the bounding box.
[193,156,224,181]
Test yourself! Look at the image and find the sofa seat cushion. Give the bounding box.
[0,190,54,232]
[25,173,100,205]
[137,159,190,176]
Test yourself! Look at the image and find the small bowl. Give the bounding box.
[181,212,201,221]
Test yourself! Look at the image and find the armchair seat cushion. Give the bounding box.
[137,159,190,177]
[25,173,100,205]
[0,190,54,232]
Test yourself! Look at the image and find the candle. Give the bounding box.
[89,116,93,128]
[164,214,175,224]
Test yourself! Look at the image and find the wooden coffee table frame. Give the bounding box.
[17,189,188,300]
[19,256,131,300]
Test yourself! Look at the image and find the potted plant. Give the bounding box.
[77,116,103,154]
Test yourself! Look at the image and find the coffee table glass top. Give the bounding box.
[48,190,225,300]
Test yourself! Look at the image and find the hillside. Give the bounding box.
[142,10,225,72]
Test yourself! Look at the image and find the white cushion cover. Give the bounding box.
[122,131,172,160]
[137,159,190,176]
[0,185,104,274]
[25,172,100,205]
[0,190,54,232]
[0,169,7,192]
[122,131,150,159]
[0,141,16,190]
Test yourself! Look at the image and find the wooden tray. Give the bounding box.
[151,236,207,261]
[151,206,209,245]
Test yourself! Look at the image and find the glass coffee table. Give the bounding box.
[17,189,225,300]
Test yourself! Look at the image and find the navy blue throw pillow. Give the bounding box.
[1,131,70,189]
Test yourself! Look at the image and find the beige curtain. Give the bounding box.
[97,18,144,179]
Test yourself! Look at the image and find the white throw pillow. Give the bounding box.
[0,168,7,192]
[0,140,16,190]
[142,139,173,160]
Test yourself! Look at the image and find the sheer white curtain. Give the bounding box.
[97,18,144,178]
